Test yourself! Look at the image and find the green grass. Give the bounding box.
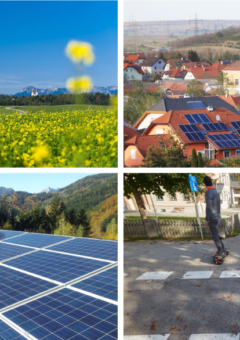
[227,226,240,238]
[0,104,111,115]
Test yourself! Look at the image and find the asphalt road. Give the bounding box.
[124,235,240,339]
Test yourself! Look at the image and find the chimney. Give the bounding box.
[203,67,206,71]
[225,92,228,98]
[207,106,213,112]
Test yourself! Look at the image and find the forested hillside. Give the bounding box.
[0,174,118,240]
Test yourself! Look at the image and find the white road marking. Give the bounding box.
[136,272,173,280]
[124,336,170,340]
[182,271,213,279]
[220,270,240,278]
[189,334,239,339]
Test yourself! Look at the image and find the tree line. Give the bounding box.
[0,195,91,237]
[0,93,111,107]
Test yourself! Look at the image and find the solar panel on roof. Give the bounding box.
[72,266,118,302]
[0,319,26,340]
[230,121,240,130]
[3,288,117,340]
[202,122,228,132]
[4,233,72,248]
[178,124,200,133]
[0,266,56,310]
[0,243,33,261]
[184,113,210,124]
[5,251,110,283]
[48,238,118,262]
[187,101,206,109]
[0,230,25,241]
[178,125,205,141]
[207,133,240,148]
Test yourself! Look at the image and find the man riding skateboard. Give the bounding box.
[204,176,228,259]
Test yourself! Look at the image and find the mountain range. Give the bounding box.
[0,173,117,215]
[14,86,118,97]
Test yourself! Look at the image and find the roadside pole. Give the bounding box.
[189,175,203,239]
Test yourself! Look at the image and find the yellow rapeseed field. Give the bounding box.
[0,107,117,167]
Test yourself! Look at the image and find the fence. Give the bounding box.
[124,214,240,239]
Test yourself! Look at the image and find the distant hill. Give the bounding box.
[14,86,118,97]
[0,174,118,216]
[0,187,14,196]
[40,187,59,194]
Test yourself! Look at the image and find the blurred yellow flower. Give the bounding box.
[66,76,92,93]
[32,145,49,164]
[65,40,95,65]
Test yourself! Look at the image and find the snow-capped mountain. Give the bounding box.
[14,86,118,97]
[40,187,59,194]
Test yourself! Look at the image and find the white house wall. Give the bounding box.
[138,113,164,130]
[124,68,142,81]
[184,72,195,80]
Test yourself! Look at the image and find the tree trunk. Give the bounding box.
[131,186,147,220]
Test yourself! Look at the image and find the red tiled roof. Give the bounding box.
[125,135,168,157]
[185,66,220,79]
[124,126,141,141]
[164,58,190,69]
[210,159,223,167]
[211,61,232,72]
[124,54,145,64]
[222,61,240,71]
[232,96,240,106]
[219,95,238,109]
[164,67,187,78]
[182,61,211,70]
[123,63,144,74]
[144,108,240,149]
[160,82,188,92]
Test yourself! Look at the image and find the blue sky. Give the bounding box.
[0,1,117,95]
[0,173,100,193]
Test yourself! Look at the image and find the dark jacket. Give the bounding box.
[205,188,221,221]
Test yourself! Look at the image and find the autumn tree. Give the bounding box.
[186,80,205,97]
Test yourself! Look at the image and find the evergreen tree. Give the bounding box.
[0,205,8,228]
[198,152,204,167]
[191,149,198,167]
[188,50,200,61]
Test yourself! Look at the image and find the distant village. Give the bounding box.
[124,52,240,167]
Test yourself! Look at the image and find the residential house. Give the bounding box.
[184,66,220,80]
[124,63,144,82]
[211,61,232,72]
[159,82,188,97]
[222,61,240,95]
[133,96,240,130]
[164,58,190,71]
[124,54,146,65]
[141,56,165,76]
[162,67,187,80]
[142,107,240,161]
[124,135,168,167]
[181,61,211,71]
[230,179,240,205]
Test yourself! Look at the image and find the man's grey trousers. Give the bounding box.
[208,219,225,253]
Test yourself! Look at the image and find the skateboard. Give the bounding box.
[213,249,229,265]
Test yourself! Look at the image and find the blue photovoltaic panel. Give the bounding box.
[5,251,109,283]
[230,121,240,129]
[72,266,118,302]
[178,124,200,133]
[3,288,117,340]
[48,238,118,262]
[202,122,228,131]
[0,243,33,262]
[0,230,25,241]
[184,113,210,124]
[187,101,206,109]
[207,133,240,148]
[185,132,206,141]
[4,233,72,248]
[0,319,26,340]
[0,266,56,310]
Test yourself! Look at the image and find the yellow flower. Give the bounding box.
[65,40,95,65]
[31,145,49,164]
[66,76,93,93]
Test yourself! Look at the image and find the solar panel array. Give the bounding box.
[184,113,210,124]
[0,230,118,339]
[230,121,240,135]
[178,124,206,141]
[187,101,206,109]
[202,122,228,132]
[207,133,240,148]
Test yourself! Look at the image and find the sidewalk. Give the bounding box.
[124,235,240,339]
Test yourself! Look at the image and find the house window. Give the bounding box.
[197,150,205,155]
[224,150,231,158]
[181,194,191,202]
[155,194,164,201]
[125,69,128,72]
[235,79,239,85]
[235,89,239,95]
[130,69,132,72]
[234,189,240,195]
[168,193,177,201]
[156,129,164,134]
[236,150,240,156]
[155,67,157,70]
[158,61,161,64]
[131,149,136,159]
